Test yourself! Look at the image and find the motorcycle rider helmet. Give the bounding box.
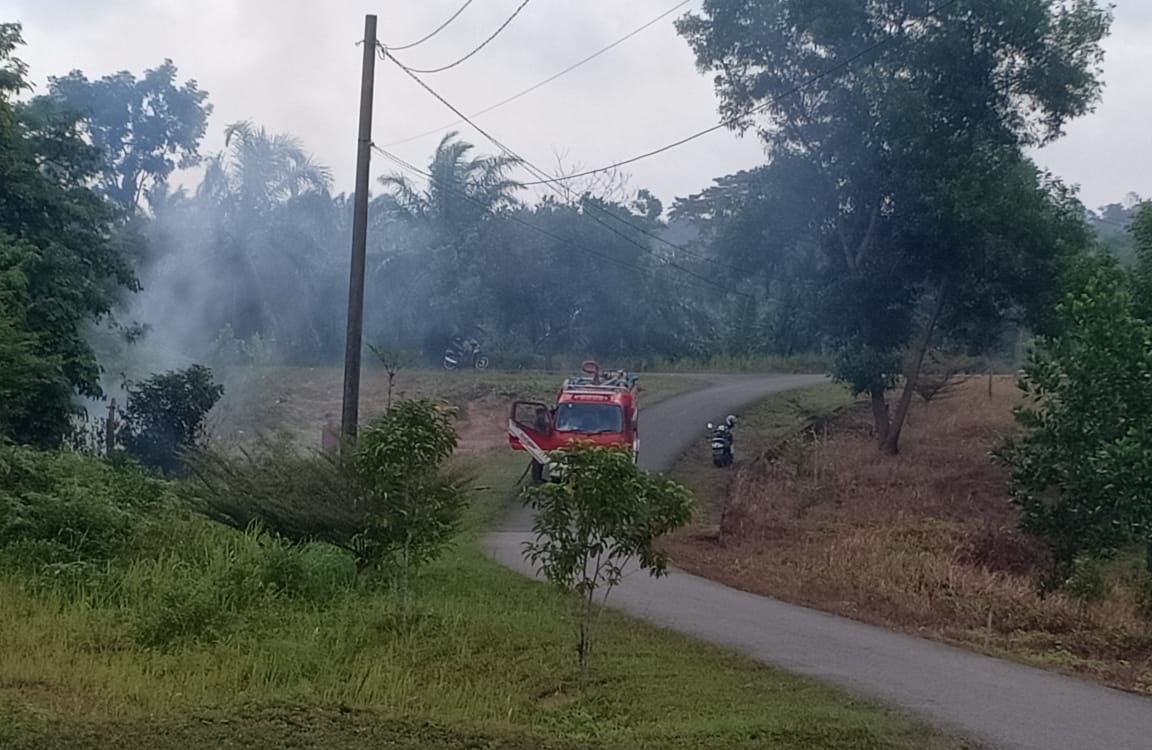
[725,415,737,428]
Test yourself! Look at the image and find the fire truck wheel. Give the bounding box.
[530,459,544,484]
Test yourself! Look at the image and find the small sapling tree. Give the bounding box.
[996,258,1152,594]
[350,399,470,598]
[522,443,695,667]
[368,344,414,409]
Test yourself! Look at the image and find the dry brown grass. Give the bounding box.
[665,376,1152,695]
[203,367,709,453]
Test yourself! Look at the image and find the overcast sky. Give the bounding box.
[5,0,1150,211]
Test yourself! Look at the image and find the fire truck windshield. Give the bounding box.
[554,402,623,434]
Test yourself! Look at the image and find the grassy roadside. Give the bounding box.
[1,376,975,749]
[670,382,857,528]
[664,378,1152,695]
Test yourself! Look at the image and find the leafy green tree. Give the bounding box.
[119,364,225,475]
[996,257,1152,587]
[1128,202,1152,321]
[349,400,470,593]
[0,23,138,446]
[0,294,63,442]
[676,0,1111,453]
[31,59,211,211]
[1089,195,1143,264]
[522,444,695,666]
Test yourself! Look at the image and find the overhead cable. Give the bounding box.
[384,0,476,51]
[381,0,693,147]
[394,0,533,74]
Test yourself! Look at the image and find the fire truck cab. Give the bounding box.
[509,360,639,482]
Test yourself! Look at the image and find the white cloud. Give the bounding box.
[5,0,1145,208]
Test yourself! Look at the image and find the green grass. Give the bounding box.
[672,382,858,522]
[0,380,972,749]
[0,537,963,750]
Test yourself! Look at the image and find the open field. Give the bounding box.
[206,366,711,448]
[664,377,1152,694]
[0,375,974,750]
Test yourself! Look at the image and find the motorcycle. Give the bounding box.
[707,415,737,467]
[443,338,490,370]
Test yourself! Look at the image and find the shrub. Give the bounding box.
[189,399,471,589]
[0,444,169,572]
[120,364,224,475]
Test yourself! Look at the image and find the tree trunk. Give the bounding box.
[870,383,890,446]
[881,288,948,455]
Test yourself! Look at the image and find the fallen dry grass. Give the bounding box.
[665,376,1152,695]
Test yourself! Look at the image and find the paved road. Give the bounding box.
[485,375,1152,750]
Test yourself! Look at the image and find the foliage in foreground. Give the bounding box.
[997,257,1152,591]
[0,444,169,571]
[0,24,139,448]
[190,399,471,584]
[0,535,945,750]
[0,439,952,749]
[522,444,695,666]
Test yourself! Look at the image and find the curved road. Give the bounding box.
[484,375,1152,750]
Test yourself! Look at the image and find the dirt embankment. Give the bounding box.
[665,377,1152,695]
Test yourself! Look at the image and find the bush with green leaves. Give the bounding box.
[190,399,470,589]
[996,257,1152,589]
[0,444,169,574]
[120,364,224,475]
[349,399,470,586]
[521,443,695,666]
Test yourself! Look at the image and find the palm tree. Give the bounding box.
[379,131,523,236]
[183,122,338,359]
[198,120,333,212]
[374,133,525,341]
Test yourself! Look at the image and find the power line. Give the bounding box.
[387,52,763,281]
[374,145,753,299]
[380,0,694,148]
[514,0,962,187]
[384,0,476,51]
[396,0,533,74]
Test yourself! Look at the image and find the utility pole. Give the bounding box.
[341,13,378,443]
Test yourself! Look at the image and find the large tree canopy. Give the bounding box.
[676,0,1110,452]
[0,23,137,446]
[31,59,211,211]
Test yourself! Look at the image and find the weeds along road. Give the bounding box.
[485,374,1152,750]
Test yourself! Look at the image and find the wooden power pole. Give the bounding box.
[340,14,378,443]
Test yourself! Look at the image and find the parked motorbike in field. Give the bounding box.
[707,414,737,467]
[443,337,490,370]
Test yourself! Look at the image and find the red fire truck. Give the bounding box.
[508,361,639,483]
